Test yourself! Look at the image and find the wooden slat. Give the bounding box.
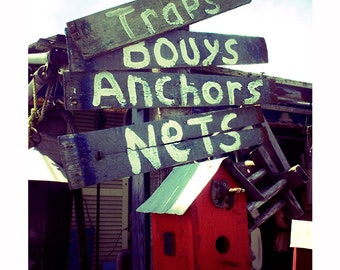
[250,143,281,177]
[261,104,312,115]
[278,164,310,189]
[254,120,305,220]
[249,200,286,232]
[59,106,268,189]
[63,70,276,110]
[191,65,312,89]
[247,178,287,216]
[67,0,251,59]
[275,84,312,105]
[247,168,267,185]
[66,29,268,71]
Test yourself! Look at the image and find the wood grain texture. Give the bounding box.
[58,106,268,189]
[66,0,251,59]
[66,29,268,71]
[63,70,276,110]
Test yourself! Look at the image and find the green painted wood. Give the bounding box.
[58,106,268,189]
[67,0,251,59]
[63,70,277,110]
[66,29,268,71]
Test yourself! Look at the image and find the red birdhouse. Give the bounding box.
[137,157,251,270]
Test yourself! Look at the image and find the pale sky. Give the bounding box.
[27,0,313,82]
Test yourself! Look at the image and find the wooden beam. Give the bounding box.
[261,104,312,115]
[72,189,91,270]
[191,66,312,104]
[191,65,312,88]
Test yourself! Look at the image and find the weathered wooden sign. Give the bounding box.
[67,0,251,59]
[63,70,276,110]
[58,105,268,189]
[66,29,268,71]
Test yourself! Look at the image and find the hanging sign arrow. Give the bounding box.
[58,105,268,189]
[66,29,268,71]
[66,0,251,59]
[63,70,277,110]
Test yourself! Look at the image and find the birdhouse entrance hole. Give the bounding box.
[215,235,230,254]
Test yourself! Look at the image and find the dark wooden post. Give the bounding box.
[96,184,100,270]
[131,108,150,270]
[73,189,91,270]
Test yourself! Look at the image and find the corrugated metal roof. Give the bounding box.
[136,158,226,215]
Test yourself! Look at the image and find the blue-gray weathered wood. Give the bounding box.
[63,70,276,110]
[58,106,268,189]
[67,0,251,59]
[66,29,268,71]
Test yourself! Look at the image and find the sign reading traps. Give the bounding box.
[58,106,268,189]
[67,0,252,59]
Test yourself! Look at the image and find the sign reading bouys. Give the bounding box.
[67,30,268,71]
[64,71,276,110]
[67,0,251,59]
[58,106,268,189]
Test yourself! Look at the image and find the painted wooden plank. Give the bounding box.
[67,0,252,59]
[191,65,312,105]
[66,29,268,71]
[58,106,268,189]
[63,70,276,110]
